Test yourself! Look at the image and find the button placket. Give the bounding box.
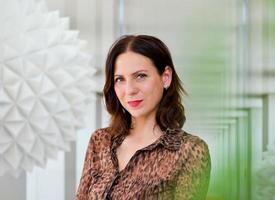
[104,150,142,199]
[104,172,121,200]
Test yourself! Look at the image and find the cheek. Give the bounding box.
[143,83,163,101]
[114,86,123,100]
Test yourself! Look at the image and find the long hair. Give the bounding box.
[103,35,186,136]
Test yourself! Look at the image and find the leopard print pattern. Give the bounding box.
[76,128,211,200]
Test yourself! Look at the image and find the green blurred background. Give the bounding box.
[109,1,275,199]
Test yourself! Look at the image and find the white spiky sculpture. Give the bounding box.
[256,141,275,200]
[0,0,97,177]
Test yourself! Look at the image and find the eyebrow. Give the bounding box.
[114,69,149,77]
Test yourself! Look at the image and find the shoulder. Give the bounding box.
[174,132,211,199]
[90,127,111,140]
[162,129,208,153]
[178,131,210,165]
[87,128,112,150]
[180,131,209,152]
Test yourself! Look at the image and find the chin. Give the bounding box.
[128,112,142,118]
[128,109,156,119]
[127,110,145,118]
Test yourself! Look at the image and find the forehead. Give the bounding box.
[114,51,156,74]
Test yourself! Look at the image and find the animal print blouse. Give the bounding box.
[76,128,211,200]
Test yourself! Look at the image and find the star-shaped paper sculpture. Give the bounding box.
[0,0,97,176]
[256,142,275,200]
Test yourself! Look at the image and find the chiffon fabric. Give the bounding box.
[76,128,211,200]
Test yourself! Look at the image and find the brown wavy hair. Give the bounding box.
[103,35,186,136]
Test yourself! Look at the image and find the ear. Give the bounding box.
[162,66,172,89]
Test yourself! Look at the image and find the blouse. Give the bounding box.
[76,128,211,200]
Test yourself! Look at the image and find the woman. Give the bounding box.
[76,35,211,200]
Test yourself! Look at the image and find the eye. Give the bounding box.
[136,73,147,80]
[114,77,124,83]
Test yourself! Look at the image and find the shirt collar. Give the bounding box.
[111,128,184,152]
[159,128,184,150]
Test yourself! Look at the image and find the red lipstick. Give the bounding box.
[127,100,143,108]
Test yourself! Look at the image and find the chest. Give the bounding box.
[89,147,182,200]
[115,140,156,172]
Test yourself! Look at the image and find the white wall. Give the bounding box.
[0,173,26,200]
[27,152,65,200]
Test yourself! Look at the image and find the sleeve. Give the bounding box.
[76,132,97,200]
[174,138,211,200]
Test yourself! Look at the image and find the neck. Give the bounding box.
[130,114,162,140]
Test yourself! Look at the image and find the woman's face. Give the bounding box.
[114,51,171,120]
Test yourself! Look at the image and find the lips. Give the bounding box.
[127,100,143,108]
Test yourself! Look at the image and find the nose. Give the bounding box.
[125,80,138,95]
